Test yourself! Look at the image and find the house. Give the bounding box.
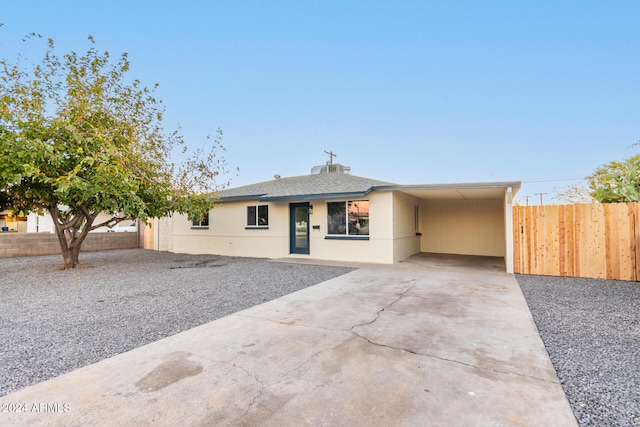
[154,164,520,272]
[24,211,136,233]
[0,211,27,232]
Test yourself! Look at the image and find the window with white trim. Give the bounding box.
[247,205,269,227]
[327,200,369,236]
[191,213,210,229]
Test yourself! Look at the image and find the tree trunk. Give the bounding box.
[60,243,82,269]
[49,204,95,269]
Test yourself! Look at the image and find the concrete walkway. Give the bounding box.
[0,254,577,426]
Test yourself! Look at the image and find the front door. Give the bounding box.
[290,202,310,254]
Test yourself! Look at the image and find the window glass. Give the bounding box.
[327,200,369,236]
[327,202,346,234]
[348,201,369,235]
[258,205,269,225]
[191,213,209,228]
[247,205,268,227]
[247,206,257,226]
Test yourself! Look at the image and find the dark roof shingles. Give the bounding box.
[218,173,394,201]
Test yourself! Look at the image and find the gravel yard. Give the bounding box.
[517,274,640,427]
[3,250,639,426]
[0,249,354,397]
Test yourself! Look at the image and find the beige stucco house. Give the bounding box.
[154,165,520,272]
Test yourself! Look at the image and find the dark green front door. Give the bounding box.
[290,203,310,254]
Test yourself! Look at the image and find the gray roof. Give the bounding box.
[217,173,395,202]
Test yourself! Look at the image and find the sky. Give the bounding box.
[2,1,639,204]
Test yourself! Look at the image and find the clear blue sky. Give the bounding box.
[2,1,639,204]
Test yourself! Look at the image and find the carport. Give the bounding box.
[386,181,520,273]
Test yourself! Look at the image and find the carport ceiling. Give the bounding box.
[379,182,521,200]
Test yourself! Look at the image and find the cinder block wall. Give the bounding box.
[0,232,139,259]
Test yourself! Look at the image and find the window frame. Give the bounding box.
[246,204,269,229]
[325,200,370,240]
[191,213,210,229]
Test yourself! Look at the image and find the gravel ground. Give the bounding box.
[4,250,638,426]
[0,249,354,397]
[516,274,640,427]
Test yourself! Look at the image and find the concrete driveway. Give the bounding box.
[0,254,576,426]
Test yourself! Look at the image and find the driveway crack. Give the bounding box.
[211,359,265,423]
[345,281,558,384]
[348,331,559,384]
[271,335,359,386]
[349,281,416,331]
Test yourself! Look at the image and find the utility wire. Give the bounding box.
[520,176,586,183]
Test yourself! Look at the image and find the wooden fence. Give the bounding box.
[513,203,640,281]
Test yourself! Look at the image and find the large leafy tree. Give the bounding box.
[0,35,230,268]
[588,154,640,203]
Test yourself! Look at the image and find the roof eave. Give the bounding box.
[215,194,267,202]
[216,189,376,203]
[259,189,374,202]
[373,181,522,192]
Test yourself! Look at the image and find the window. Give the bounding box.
[191,214,209,229]
[327,200,369,236]
[247,205,269,227]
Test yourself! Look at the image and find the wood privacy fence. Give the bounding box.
[513,203,640,281]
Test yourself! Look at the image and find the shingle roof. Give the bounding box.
[217,173,395,202]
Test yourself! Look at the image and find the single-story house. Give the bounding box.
[0,211,27,232]
[23,211,136,233]
[154,164,520,273]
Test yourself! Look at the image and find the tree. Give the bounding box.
[0,35,231,268]
[588,154,640,203]
[552,183,594,204]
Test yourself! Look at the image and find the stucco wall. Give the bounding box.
[166,201,290,258]
[420,198,505,257]
[158,193,398,264]
[307,192,394,264]
[392,191,421,262]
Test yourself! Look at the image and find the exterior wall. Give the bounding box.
[1,213,27,232]
[156,192,399,264]
[27,212,55,232]
[0,232,139,259]
[391,191,421,262]
[308,192,395,264]
[26,211,134,233]
[155,192,513,265]
[420,198,505,257]
[91,212,135,232]
[157,217,174,252]
[168,200,291,258]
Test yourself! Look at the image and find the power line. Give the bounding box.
[521,176,586,183]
